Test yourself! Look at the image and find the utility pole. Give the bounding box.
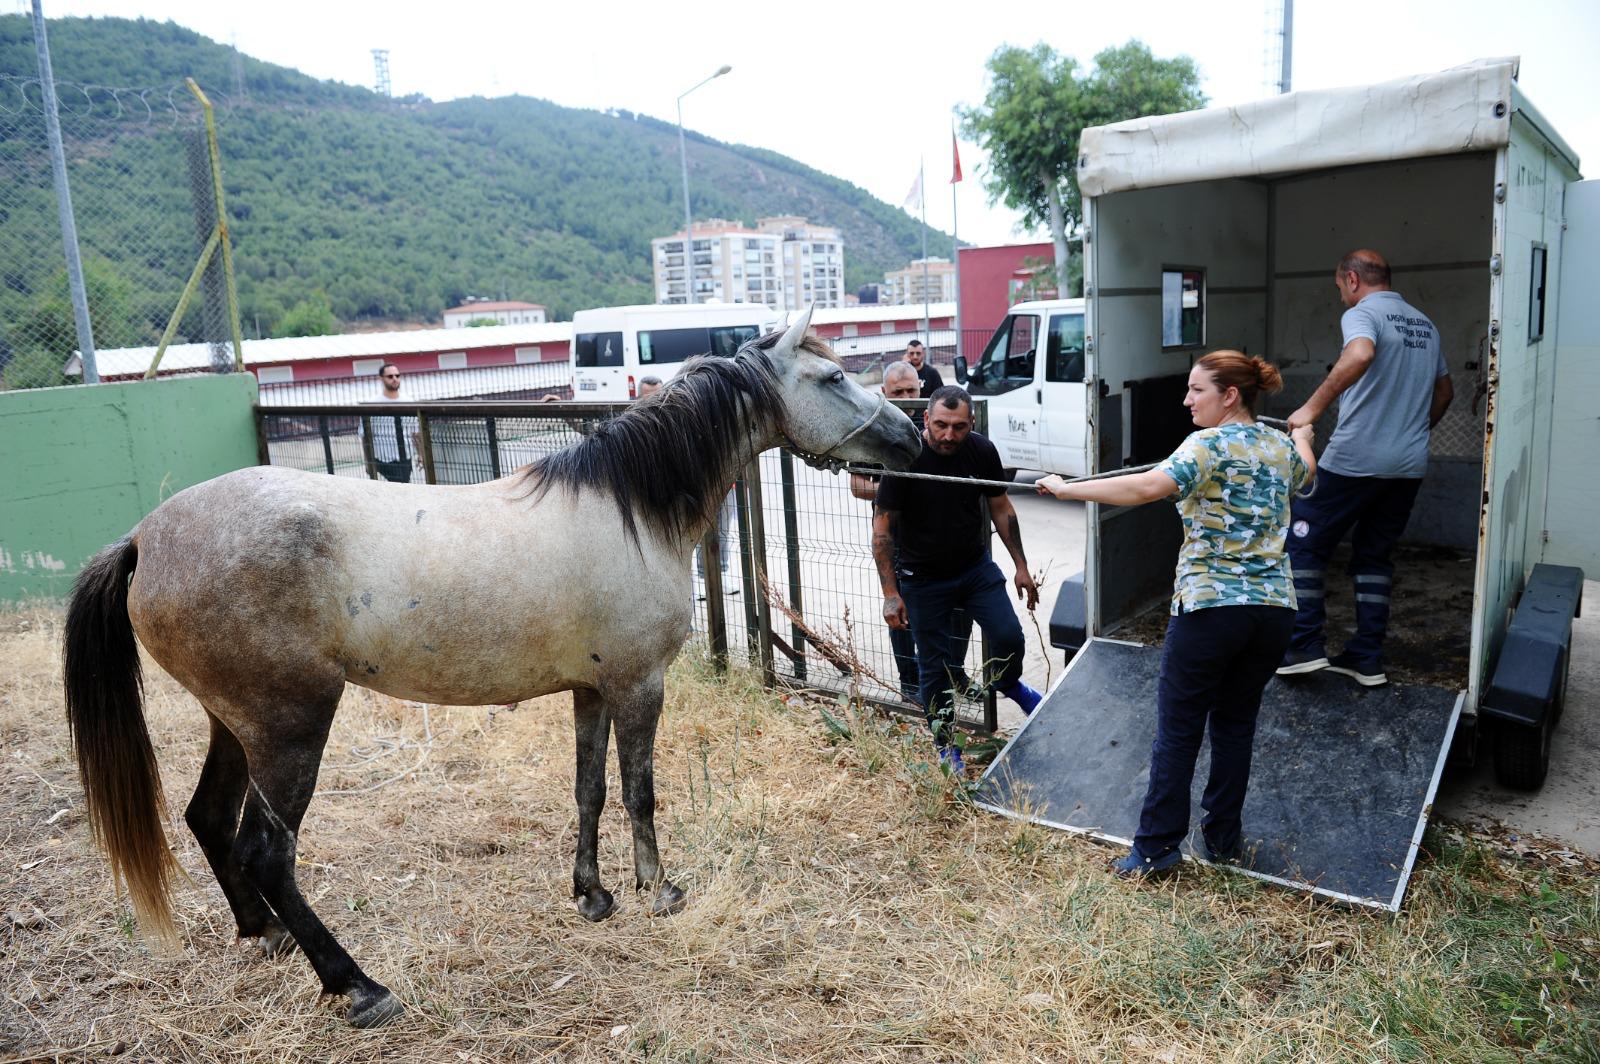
[30,0,97,382]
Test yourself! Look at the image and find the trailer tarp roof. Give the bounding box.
[1078,58,1518,198]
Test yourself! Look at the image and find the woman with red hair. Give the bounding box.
[1037,350,1316,877]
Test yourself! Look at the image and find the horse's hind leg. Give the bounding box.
[571,688,616,921]
[184,711,293,957]
[232,700,403,1029]
[611,677,685,916]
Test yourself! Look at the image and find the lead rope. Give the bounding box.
[837,415,1294,491]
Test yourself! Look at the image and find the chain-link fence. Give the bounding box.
[0,74,233,389]
[256,399,1005,733]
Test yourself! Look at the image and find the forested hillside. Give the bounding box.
[0,15,946,347]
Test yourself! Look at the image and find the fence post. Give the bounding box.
[254,410,271,467]
[700,525,728,672]
[417,414,437,484]
[732,472,761,670]
[318,415,335,475]
[359,415,376,478]
[485,416,502,479]
[972,398,998,732]
[743,458,775,686]
[779,450,806,682]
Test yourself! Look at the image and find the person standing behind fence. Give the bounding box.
[850,362,972,704]
[363,362,421,483]
[874,385,1041,772]
[1036,351,1316,877]
[1277,249,1454,687]
[904,339,943,398]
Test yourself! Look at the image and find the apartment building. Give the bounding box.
[761,216,845,311]
[651,216,845,310]
[883,257,957,305]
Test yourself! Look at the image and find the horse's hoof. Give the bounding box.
[576,887,616,923]
[650,882,687,917]
[346,987,404,1029]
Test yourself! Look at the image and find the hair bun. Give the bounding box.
[1253,357,1284,394]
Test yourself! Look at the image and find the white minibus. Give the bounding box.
[571,303,783,400]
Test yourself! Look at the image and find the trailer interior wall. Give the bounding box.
[1085,179,1268,627]
[1269,153,1494,552]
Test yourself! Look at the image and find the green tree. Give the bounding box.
[272,290,336,337]
[961,40,1205,294]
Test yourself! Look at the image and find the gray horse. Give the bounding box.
[62,309,920,1027]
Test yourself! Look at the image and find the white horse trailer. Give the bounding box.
[1073,56,1591,781]
[979,59,1593,909]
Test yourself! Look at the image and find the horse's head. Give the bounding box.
[762,307,922,472]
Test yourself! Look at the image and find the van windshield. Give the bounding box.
[575,331,623,368]
[966,314,1039,396]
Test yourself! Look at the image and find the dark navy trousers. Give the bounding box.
[899,560,1024,744]
[889,613,971,700]
[1135,604,1295,859]
[1286,469,1422,664]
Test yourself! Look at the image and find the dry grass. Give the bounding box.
[1,604,1596,1063]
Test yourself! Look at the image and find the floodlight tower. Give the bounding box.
[372,49,391,98]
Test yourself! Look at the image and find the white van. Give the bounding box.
[957,298,1088,477]
[571,303,783,400]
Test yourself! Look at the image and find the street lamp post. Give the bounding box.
[676,64,731,305]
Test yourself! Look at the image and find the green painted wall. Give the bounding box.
[0,374,260,604]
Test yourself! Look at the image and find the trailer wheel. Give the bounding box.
[1492,716,1552,791]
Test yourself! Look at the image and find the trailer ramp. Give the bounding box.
[975,639,1462,911]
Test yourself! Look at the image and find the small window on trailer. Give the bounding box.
[1160,267,1205,349]
[438,352,467,370]
[1529,244,1548,342]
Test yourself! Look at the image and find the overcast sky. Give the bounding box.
[30,0,1600,249]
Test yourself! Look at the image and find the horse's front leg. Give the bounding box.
[611,676,686,916]
[571,689,616,922]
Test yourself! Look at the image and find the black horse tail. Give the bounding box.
[63,536,178,943]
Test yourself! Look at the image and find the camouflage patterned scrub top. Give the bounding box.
[1155,423,1310,615]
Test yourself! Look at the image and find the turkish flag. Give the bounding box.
[950,133,963,184]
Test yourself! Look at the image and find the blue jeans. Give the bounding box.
[1135,604,1295,859]
[899,559,1024,744]
[1286,469,1421,664]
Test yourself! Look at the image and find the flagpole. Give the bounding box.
[919,155,929,340]
[951,122,961,363]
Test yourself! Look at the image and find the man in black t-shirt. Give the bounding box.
[873,386,1041,771]
[904,339,943,398]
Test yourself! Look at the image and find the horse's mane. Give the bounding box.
[522,330,838,547]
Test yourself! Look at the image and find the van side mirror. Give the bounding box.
[952,354,969,385]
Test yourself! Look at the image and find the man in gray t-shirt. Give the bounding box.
[1275,249,1454,686]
